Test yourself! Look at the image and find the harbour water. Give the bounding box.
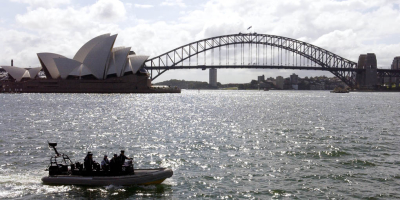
[0,90,399,199]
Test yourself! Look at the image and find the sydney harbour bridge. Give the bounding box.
[144,33,400,89]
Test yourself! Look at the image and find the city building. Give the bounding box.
[209,68,217,87]
[276,76,284,89]
[290,73,298,84]
[290,73,298,90]
[258,75,265,82]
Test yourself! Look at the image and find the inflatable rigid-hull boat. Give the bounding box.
[42,142,174,186]
[42,168,173,186]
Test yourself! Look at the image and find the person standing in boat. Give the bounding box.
[84,152,95,171]
[101,155,110,171]
[118,150,132,164]
[84,151,92,161]
[117,150,132,172]
[109,154,119,174]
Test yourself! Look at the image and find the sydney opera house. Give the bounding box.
[0,34,179,93]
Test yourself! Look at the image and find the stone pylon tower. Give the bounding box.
[356,53,377,89]
[390,57,400,88]
[209,68,217,87]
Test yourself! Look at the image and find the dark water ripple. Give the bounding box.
[0,90,399,199]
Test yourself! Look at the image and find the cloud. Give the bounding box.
[161,0,186,8]
[15,0,126,30]
[2,0,400,84]
[10,0,70,8]
[134,4,154,8]
[3,0,126,68]
[89,0,127,22]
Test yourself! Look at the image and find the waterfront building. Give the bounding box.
[3,34,149,82]
[258,75,265,82]
[290,73,298,84]
[0,33,180,93]
[276,76,284,89]
[209,68,217,87]
[290,73,298,90]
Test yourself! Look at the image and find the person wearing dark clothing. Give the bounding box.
[109,154,119,174]
[84,151,92,162]
[118,150,131,164]
[84,152,95,171]
[117,150,132,173]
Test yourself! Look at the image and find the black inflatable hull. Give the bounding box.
[42,168,173,186]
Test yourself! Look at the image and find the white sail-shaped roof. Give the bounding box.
[107,47,131,77]
[73,33,110,63]
[37,53,67,79]
[82,34,117,79]
[69,65,80,76]
[69,64,93,77]
[1,66,30,82]
[106,57,117,76]
[81,65,94,77]
[124,57,133,74]
[35,33,150,81]
[53,58,82,79]
[28,67,42,79]
[112,46,126,52]
[129,55,149,74]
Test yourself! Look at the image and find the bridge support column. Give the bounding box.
[209,68,217,87]
[356,55,366,89]
[355,71,364,88]
[357,53,378,89]
[390,57,400,88]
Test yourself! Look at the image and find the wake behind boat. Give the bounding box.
[42,142,173,186]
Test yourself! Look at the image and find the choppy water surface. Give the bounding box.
[0,90,399,199]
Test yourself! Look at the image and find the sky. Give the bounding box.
[0,0,400,84]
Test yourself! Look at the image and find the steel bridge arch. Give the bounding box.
[145,33,358,87]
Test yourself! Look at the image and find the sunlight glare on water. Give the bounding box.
[0,90,399,199]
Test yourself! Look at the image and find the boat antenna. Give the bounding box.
[47,141,60,157]
[86,143,93,152]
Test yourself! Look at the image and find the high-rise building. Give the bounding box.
[258,75,265,82]
[209,68,217,87]
[290,73,298,84]
[276,76,284,89]
[290,73,298,90]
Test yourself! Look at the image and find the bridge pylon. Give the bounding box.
[356,53,378,89]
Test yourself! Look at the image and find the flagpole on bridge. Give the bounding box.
[247,26,252,33]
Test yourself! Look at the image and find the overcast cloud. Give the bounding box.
[0,0,399,83]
